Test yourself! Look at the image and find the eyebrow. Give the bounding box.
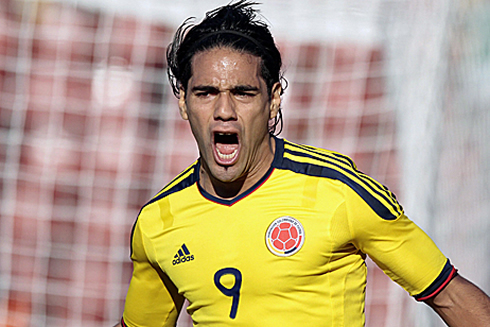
[191,85,260,93]
[233,85,260,92]
[191,85,218,93]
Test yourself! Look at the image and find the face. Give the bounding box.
[179,47,281,191]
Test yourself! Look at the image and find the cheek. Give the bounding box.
[243,111,270,137]
[187,112,214,145]
[250,102,272,123]
[188,117,207,138]
[186,107,209,126]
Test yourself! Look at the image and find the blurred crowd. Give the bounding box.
[0,2,182,325]
[0,1,398,326]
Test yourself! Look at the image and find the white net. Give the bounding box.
[0,0,488,326]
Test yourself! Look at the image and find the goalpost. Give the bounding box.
[0,0,488,326]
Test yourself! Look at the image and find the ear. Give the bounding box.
[178,88,189,120]
[269,82,282,119]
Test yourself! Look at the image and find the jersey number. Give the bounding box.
[214,268,242,319]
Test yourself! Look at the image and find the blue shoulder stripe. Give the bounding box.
[278,140,403,220]
[129,162,199,258]
[145,162,199,207]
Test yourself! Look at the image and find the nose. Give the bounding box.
[214,91,237,121]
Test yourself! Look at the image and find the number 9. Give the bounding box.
[214,268,242,319]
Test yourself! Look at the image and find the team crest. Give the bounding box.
[265,216,305,257]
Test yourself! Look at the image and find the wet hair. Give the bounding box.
[166,0,286,135]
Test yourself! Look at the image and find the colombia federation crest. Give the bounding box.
[266,216,305,257]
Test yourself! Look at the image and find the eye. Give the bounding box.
[235,91,250,97]
[232,89,256,98]
[195,89,218,98]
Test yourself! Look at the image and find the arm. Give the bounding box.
[120,214,184,327]
[425,275,490,327]
[339,175,489,325]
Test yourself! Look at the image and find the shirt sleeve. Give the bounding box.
[344,183,454,298]
[122,214,183,327]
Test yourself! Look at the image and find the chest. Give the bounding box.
[151,175,357,296]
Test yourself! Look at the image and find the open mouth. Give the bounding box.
[214,132,240,164]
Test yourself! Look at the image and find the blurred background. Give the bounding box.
[0,0,489,326]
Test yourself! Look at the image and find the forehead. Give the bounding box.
[190,48,263,85]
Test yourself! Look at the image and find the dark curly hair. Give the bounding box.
[166,0,287,135]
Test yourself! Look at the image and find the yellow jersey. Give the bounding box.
[122,137,455,326]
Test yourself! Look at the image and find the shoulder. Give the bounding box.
[276,138,403,220]
[129,161,199,255]
[133,161,199,232]
[277,138,359,174]
[144,160,200,208]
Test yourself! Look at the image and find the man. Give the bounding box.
[117,1,490,326]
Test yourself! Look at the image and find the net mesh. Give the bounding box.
[1,1,488,326]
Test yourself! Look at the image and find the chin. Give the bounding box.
[210,165,242,184]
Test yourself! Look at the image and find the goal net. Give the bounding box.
[1,0,488,326]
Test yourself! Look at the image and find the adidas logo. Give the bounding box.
[172,243,194,266]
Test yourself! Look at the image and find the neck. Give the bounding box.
[200,136,276,200]
[206,173,247,199]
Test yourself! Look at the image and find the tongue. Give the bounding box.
[216,143,238,155]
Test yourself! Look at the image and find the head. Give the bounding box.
[167,0,286,135]
[166,1,287,193]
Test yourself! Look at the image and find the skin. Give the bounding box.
[425,275,490,326]
[178,47,281,199]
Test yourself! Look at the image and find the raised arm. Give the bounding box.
[425,275,490,326]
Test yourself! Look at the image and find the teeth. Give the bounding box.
[217,148,238,160]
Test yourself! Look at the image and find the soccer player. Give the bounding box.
[116,1,490,326]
